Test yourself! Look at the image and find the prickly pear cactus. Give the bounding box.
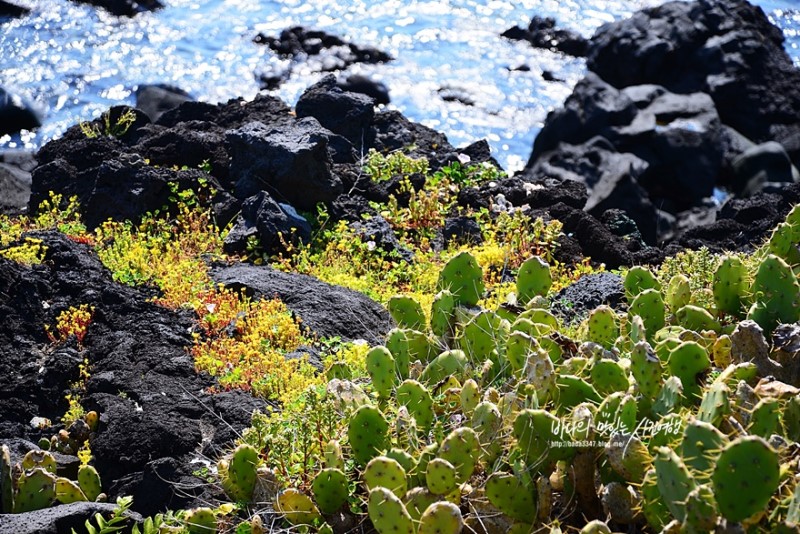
[514,409,572,467]
[363,456,408,498]
[629,289,666,337]
[311,468,349,514]
[366,346,397,399]
[579,520,612,534]
[55,477,87,505]
[77,464,102,502]
[223,444,259,503]
[471,401,503,463]
[748,398,781,438]
[605,433,651,484]
[185,507,217,534]
[624,266,660,302]
[368,486,415,534]
[323,439,344,470]
[748,254,800,333]
[516,256,552,304]
[696,381,730,427]
[586,305,619,349]
[436,251,485,307]
[589,358,629,395]
[418,501,463,534]
[665,274,691,313]
[430,290,457,338]
[459,310,509,370]
[404,487,438,522]
[13,467,56,513]
[667,341,710,400]
[421,349,468,385]
[654,447,696,523]
[684,484,718,532]
[388,295,427,331]
[675,304,721,333]
[425,457,457,495]
[438,427,480,483]
[640,468,671,531]
[460,378,480,415]
[713,256,748,316]
[601,482,638,525]
[631,341,662,401]
[277,488,322,526]
[21,450,57,475]
[680,420,726,480]
[485,472,537,523]
[712,436,780,522]
[348,405,389,466]
[396,379,434,430]
[652,375,684,417]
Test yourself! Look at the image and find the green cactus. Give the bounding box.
[363,456,408,499]
[420,349,468,385]
[438,427,480,483]
[366,346,398,399]
[784,396,800,441]
[629,289,666,338]
[712,334,732,367]
[680,420,725,481]
[596,393,637,434]
[514,409,573,468]
[277,488,322,526]
[418,501,463,534]
[505,330,538,373]
[396,379,434,431]
[430,290,457,339]
[748,254,800,333]
[385,448,416,476]
[425,458,457,495]
[696,381,730,427]
[437,251,485,307]
[21,450,57,474]
[589,358,629,395]
[326,361,352,381]
[348,405,389,466]
[471,401,503,463]
[520,341,557,404]
[624,266,660,302]
[586,305,619,349]
[323,439,344,470]
[665,274,691,313]
[667,341,710,400]
[485,472,537,523]
[748,398,781,438]
[640,468,671,531]
[713,256,748,316]
[712,436,780,522]
[768,222,800,265]
[404,487,438,522]
[311,468,349,514]
[77,464,102,502]
[408,443,439,489]
[13,467,56,513]
[223,444,259,503]
[630,341,663,401]
[368,487,415,534]
[460,378,480,415]
[652,376,684,417]
[684,484,718,532]
[185,508,217,534]
[654,447,696,523]
[459,310,509,373]
[554,374,602,409]
[605,433,651,484]
[516,256,552,304]
[675,304,721,333]
[601,482,637,525]
[55,477,87,504]
[388,295,427,331]
[518,308,559,331]
[1,445,13,514]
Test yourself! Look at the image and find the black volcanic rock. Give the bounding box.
[0,86,40,136]
[502,15,589,57]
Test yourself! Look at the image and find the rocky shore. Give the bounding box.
[2,0,800,531]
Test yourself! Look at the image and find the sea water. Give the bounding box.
[1,0,799,171]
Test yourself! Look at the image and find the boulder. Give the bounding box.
[731,141,800,196]
[587,0,800,165]
[70,0,163,16]
[350,214,414,263]
[550,272,625,322]
[223,191,312,256]
[0,502,142,534]
[134,84,193,123]
[0,0,29,18]
[210,262,392,345]
[0,150,34,215]
[336,74,390,105]
[0,86,40,136]
[502,15,588,57]
[296,75,375,149]
[0,232,266,515]
[226,119,347,207]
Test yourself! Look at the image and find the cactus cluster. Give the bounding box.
[0,444,105,514]
[228,231,800,533]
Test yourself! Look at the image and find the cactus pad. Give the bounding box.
[388,295,426,331]
[425,457,457,495]
[348,405,389,466]
[13,467,56,513]
[77,464,102,502]
[418,501,464,534]
[1,445,13,514]
[363,456,408,498]
[185,507,218,534]
[680,420,725,480]
[654,447,695,523]
[485,472,537,523]
[277,488,321,526]
[624,266,660,301]
[438,427,480,483]
[713,256,748,316]
[437,251,485,307]
[311,468,349,514]
[396,379,434,430]
[711,436,780,522]
[667,341,710,400]
[224,444,259,503]
[629,289,666,338]
[586,305,619,349]
[368,487,415,534]
[366,346,397,399]
[430,290,457,338]
[55,477,88,504]
[516,256,552,304]
[665,274,691,313]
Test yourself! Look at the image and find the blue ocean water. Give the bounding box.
[1,0,799,171]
